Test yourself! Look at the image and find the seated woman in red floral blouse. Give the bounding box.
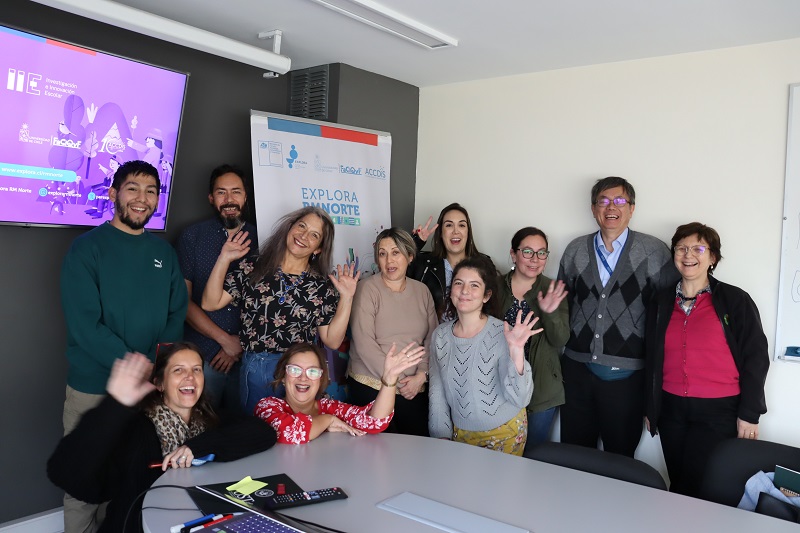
[255,342,424,444]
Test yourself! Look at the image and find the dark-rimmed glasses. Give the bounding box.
[516,248,550,260]
[594,197,630,207]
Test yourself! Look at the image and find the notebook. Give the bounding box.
[190,473,303,516]
[775,465,800,497]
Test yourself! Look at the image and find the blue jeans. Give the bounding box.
[240,352,285,415]
[524,407,558,453]
[203,360,241,413]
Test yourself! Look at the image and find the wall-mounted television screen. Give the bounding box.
[0,24,188,230]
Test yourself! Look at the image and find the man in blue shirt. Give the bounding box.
[175,164,258,411]
[557,176,677,457]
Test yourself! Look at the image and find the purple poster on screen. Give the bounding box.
[0,25,187,229]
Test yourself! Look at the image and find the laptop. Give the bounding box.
[194,483,329,533]
[198,511,305,533]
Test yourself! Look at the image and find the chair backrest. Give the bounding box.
[699,438,800,507]
[756,492,800,523]
[525,442,667,490]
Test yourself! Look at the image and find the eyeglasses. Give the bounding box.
[594,197,631,208]
[516,248,550,260]
[285,364,324,380]
[674,245,708,257]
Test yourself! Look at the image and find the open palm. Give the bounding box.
[503,310,543,350]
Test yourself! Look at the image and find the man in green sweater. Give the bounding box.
[59,160,188,533]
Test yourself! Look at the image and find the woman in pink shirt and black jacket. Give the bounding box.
[645,222,770,497]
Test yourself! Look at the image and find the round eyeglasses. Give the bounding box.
[285,364,324,380]
[594,197,630,208]
[516,248,550,260]
[674,245,707,257]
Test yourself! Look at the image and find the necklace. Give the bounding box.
[277,268,306,304]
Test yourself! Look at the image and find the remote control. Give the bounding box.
[267,487,348,510]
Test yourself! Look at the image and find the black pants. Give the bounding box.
[658,392,738,497]
[560,356,644,457]
[347,377,429,437]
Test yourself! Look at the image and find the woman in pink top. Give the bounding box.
[645,222,769,497]
[255,341,423,444]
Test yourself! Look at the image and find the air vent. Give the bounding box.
[289,65,329,120]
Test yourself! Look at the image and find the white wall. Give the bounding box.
[415,38,800,472]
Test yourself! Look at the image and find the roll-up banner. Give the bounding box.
[250,111,391,275]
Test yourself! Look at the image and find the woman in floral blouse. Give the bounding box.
[256,341,423,444]
[202,206,359,414]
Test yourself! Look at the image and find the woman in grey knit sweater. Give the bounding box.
[428,256,540,455]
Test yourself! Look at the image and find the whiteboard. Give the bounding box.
[776,83,800,361]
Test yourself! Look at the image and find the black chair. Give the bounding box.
[756,492,800,523]
[699,438,800,507]
[524,442,667,490]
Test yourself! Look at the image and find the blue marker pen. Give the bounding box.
[149,454,215,470]
[170,514,215,533]
[191,453,215,466]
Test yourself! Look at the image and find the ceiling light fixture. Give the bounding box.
[30,0,292,75]
[307,0,457,49]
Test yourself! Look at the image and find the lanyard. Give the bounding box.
[595,234,614,277]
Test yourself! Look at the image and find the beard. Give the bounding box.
[217,203,244,230]
[115,198,154,230]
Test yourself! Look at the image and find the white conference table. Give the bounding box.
[143,433,798,532]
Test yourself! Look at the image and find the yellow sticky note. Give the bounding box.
[226,476,267,495]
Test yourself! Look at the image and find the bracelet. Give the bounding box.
[380,376,397,387]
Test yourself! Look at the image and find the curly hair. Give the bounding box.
[445,255,498,318]
[249,206,335,282]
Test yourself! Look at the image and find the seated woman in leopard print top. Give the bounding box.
[48,343,277,533]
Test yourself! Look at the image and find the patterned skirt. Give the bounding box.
[452,408,528,456]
